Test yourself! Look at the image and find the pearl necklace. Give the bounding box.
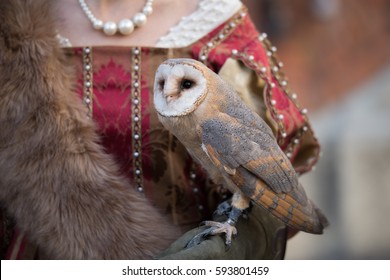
[78,0,154,36]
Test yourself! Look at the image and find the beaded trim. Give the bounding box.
[131,47,144,192]
[82,47,93,118]
[229,48,285,132]
[229,33,311,159]
[258,33,310,157]
[198,7,247,65]
[81,47,145,192]
[259,33,309,119]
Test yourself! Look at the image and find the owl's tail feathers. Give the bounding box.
[287,205,328,238]
[251,186,328,234]
[299,201,329,234]
[313,205,330,233]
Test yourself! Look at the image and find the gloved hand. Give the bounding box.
[156,203,287,260]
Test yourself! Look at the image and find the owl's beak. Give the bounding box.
[165,93,177,103]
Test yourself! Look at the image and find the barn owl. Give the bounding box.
[153,58,328,246]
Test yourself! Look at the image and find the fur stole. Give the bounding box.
[0,0,179,259]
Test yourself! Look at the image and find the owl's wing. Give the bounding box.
[200,112,298,194]
[200,114,328,233]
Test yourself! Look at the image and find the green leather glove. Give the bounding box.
[156,204,287,260]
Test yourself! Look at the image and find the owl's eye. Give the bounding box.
[181,79,194,90]
[158,79,165,91]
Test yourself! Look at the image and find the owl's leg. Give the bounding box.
[214,198,251,219]
[214,200,232,216]
[186,193,252,248]
[186,206,242,248]
[205,206,242,245]
[186,192,250,248]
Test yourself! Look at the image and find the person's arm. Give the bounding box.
[0,0,178,259]
[157,203,287,259]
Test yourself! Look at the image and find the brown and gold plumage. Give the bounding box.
[154,58,328,245]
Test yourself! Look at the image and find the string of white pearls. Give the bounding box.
[78,0,154,36]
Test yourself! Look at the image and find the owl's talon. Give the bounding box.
[185,227,215,248]
[185,220,238,248]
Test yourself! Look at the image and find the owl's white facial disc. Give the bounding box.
[154,61,207,117]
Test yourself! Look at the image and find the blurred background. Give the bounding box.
[242,0,390,259]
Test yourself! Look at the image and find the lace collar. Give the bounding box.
[156,0,242,47]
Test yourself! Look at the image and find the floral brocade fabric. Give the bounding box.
[66,7,320,229]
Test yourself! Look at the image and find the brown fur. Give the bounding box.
[0,0,179,259]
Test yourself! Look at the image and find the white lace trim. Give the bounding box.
[155,0,242,48]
